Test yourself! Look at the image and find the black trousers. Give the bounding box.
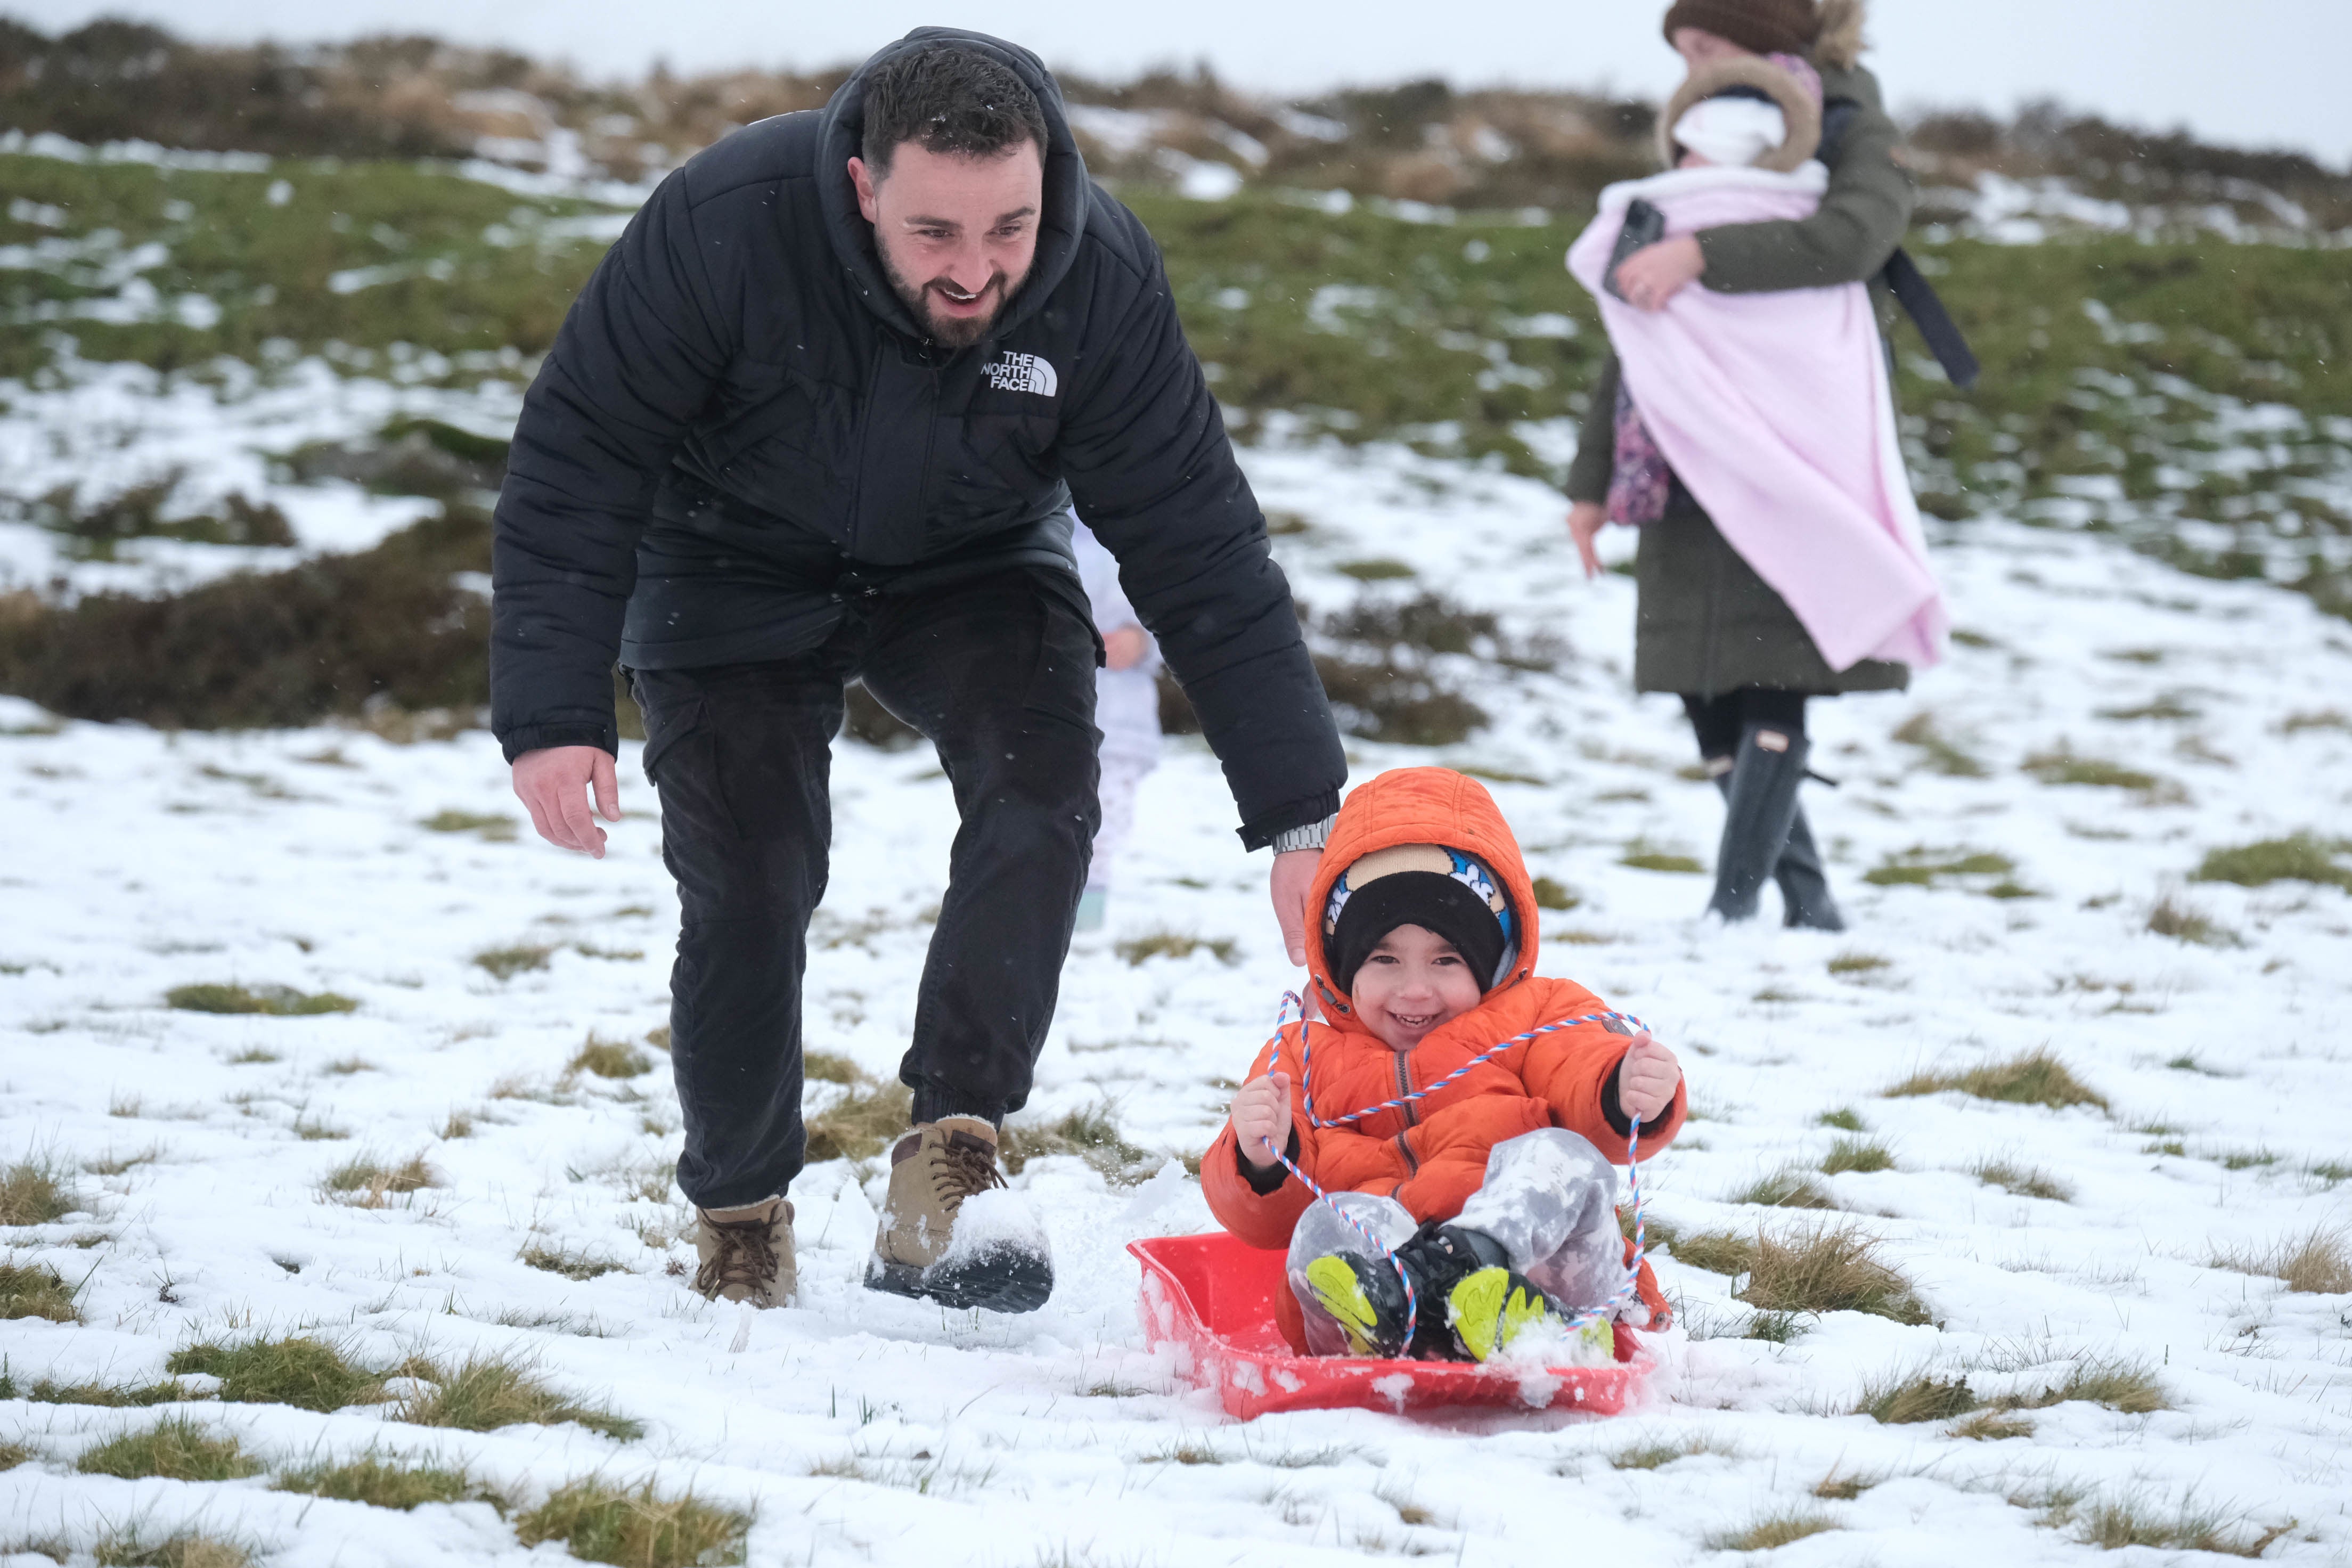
[631,568,1104,1209]
[1681,688,1808,762]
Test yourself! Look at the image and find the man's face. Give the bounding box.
[850,140,1044,349]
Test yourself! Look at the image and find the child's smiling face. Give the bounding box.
[1349,923,1485,1050]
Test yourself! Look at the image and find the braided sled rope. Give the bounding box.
[1251,991,1653,1345]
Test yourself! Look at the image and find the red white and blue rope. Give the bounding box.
[1251,991,1654,1344]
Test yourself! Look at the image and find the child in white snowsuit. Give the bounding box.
[1072,520,1163,932]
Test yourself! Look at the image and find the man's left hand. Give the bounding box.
[1616,1032,1684,1124]
[1614,235,1706,312]
[1270,848,1321,967]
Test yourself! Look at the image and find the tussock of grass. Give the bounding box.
[2006,1358,2169,1415]
[1708,1511,1839,1552]
[1666,1230,1758,1277]
[166,1335,384,1412]
[803,1075,914,1164]
[520,1244,629,1281]
[803,1050,862,1084]
[1826,951,1890,976]
[1740,1224,1930,1325]
[2213,1227,2352,1295]
[1812,1469,1879,1501]
[1953,1411,2035,1441]
[1114,930,1240,966]
[1971,1159,2075,1202]
[472,943,554,980]
[566,1035,652,1080]
[2072,1496,2278,1556]
[1610,1433,1737,1470]
[292,1111,350,1141]
[1891,712,1988,776]
[76,1417,260,1481]
[1001,1104,1155,1183]
[321,1055,375,1076]
[1729,1168,1840,1210]
[513,1479,749,1567]
[224,1046,280,1064]
[1863,848,2016,887]
[1819,1138,1895,1175]
[1885,1049,2109,1112]
[2192,834,2352,891]
[2022,747,2165,792]
[165,983,357,1016]
[0,1440,31,1471]
[86,1145,164,1177]
[397,1353,641,1441]
[1,1156,78,1225]
[1529,876,1579,911]
[92,1529,254,1568]
[275,1453,504,1510]
[1815,1108,1866,1132]
[420,808,516,841]
[437,1109,476,1139]
[2147,892,2236,945]
[1856,1370,1977,1424]
[1619,841,1705,875]
[1,1259,80,1322]
[321,1150,439,1207]
[17,1376,188,1407]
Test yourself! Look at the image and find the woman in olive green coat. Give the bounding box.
[1567,0,1912,932]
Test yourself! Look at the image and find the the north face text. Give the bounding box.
[985,352,1058,397]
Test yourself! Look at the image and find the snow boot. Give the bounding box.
[865,1116,1054,1313]
[1301,1252,1414,1358]
[1711,773,1844,931]
[1707,724,1810,922]
[692,1197,795,1308]
[1445,1267,1611,1364]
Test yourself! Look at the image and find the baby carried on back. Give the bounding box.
[1567,51,1946,673]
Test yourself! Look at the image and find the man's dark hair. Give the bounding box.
[860,44,1049,174]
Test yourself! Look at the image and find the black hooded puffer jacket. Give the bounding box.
[489,27,1343,846]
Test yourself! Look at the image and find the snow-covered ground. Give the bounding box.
[5,438,2352,1565]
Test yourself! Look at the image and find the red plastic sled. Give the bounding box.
[1130,1232,1653,1421]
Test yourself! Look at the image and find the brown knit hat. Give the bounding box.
[1661,0,1820,58]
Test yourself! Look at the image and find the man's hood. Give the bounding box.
[1305,767,1541,1028]
[815,27,1091,347]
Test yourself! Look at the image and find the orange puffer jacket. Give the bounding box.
[1201,767,1684,1343]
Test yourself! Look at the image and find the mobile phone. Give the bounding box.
[1604,199,1668,302]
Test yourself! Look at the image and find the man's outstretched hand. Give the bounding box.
[1270,848,1321,967]
[513,745,620,859]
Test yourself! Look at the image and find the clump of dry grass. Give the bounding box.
[565,1034,652,1080]
[1812,1468,1879,1501]
[2146,892,2236,945]
[1728,1167,1840,1210]
[1,1155,79,1226]
[2212,1227,2352,1295]
[1667,1230,1758,1277]
[1609,1432,1738,1470]
[513,1479,749,1567]
[1001,1104,1156,1183]
[165,983,356,1015]
[1885,1049,2109,1112]
[1970,1157,2076,1202]
[320,1151,439,1207]
[1,1259,80,1324]
[76,1417,261,1482]
[1819,1137,1895,1175]
[803,1073,914,1164]
[91,1528,255,1567]
[396,1353,640,1441]
[1708,1511,1839,1552]
[2005,1358,2169,1415]
[275,1452,506,1511]
[1953,1411,2035,1441]
[1739,1223,1930,1325]
[519,1243,630,1281]
[472,943,554,981]
[1855,1370,1977,1424]
[1114,930,1240,966]
[2069,1494,2282,1556]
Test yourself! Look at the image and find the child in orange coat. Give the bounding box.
[1202,767,1686,1361]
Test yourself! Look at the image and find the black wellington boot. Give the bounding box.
[1706,725,1809,922]
[1774,807,1846,931]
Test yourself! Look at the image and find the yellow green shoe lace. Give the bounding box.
[1304,1254,1387,1355]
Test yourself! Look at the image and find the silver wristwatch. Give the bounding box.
[1270,814,1337,854]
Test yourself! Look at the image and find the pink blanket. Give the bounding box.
[1566,165,1946,673]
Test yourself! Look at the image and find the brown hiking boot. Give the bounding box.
[864,1116,1052,1313]
[692,1197,795,1307]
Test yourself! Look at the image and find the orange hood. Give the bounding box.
[1305,767,1540,1026]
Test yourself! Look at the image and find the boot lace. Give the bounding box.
[695,1211,779,1298]
[934,1133,1007,1213]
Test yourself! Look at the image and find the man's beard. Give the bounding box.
[877,249,1029,350]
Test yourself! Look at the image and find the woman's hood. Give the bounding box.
[1304,767,1541,1026]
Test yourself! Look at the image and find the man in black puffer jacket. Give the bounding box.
[491,29,1346,1316]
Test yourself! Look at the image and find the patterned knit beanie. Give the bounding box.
[1323,844,1517,997]
[1660,0,1819,58]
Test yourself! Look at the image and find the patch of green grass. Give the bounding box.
[1729,1169,1840,1210]
[2217,1147,2278,1171]
[1863,847,2018,887]
[1890,712,1988,777]
[1825,951,1891,976]
[1744,1310,1802,1343]
[1970,1159,2075,1202]
[164,982,357,1015]
[1619,840,1704,875]
[1856,1371,1977,1425]
[1819,1138,1895,1175]
[76,1417,260,1482]
[1738,1223,1930,1326]
[1114,930,1240,965]
[1334,558,1416,581]
[321,1055,375,1076]
[1,1259,80,1322]
[1529,876,1579,911]
[2309,1159,2352,1186]
[1,1156,78,1226]
[1815,1108,1866,1132]
[320,1150,438,1206]
[519,1244,629,1282]
[2022,748,2166,792]
[566,1036,652,1080]
[1666,1230,1758,1277]
[420,808,517,841]
[166,1335,385,1412]
[2097,695,2201,722]
[1885,1049,2109,1112]
[275,1453,505,1510]
[17,1376,189,1407]
[472,943,554,980]
[1708,1511,1840,1553]
[2192,834,2352,891]
[514,1479,748,1567]
[397,1352,640,1441]
[1001,1104,1156,1183]
[224,1046,280,1064]
[1608,1433,1737,1470]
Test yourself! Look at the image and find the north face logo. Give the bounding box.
[985,352,1058,397]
